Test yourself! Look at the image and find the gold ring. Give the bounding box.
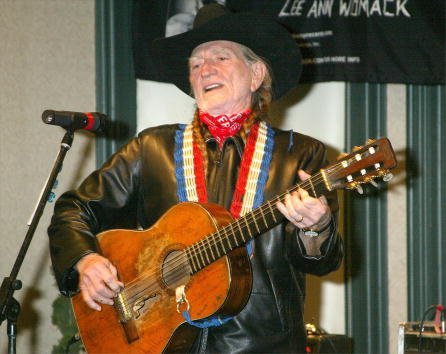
[296,215,304,223]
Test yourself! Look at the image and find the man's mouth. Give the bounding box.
[204,83,223,92]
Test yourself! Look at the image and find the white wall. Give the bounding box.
[386,84,407,352]
[0,2,410,352]
[137,79,346,334]
[0,1,96,353]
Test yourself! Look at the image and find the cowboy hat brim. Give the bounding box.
[151,10,302,100]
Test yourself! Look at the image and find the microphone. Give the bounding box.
[42,110,109,134]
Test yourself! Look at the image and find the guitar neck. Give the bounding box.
[185,171,330,274]
[184,137,397,274]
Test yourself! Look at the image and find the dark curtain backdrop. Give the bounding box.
[133,0,445,85]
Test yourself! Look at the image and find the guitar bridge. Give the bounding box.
[114,291,132,322]
[114,291,139,343]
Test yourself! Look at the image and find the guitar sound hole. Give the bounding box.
[162,250,191,290]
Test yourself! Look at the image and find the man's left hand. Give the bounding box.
[276,170,331,229]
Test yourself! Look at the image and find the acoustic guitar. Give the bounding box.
[71,138,397,353]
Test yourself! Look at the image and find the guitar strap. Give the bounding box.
[174,121,275,328]
[174,120,275,219]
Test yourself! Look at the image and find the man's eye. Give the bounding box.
[217,56,228,61]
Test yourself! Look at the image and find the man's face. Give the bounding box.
[189,40,262,115]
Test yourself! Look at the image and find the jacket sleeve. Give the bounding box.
[48,137,142,296]
[291,216,344,276]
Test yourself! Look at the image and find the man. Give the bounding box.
[49,4,343,353]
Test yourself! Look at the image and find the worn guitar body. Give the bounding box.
[71,138,397,354]
[71,202,253,354]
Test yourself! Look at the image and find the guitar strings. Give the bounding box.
[120,165,346,303]
[120,163,349,302]
[121,164,346,303]
[121,154,373,304]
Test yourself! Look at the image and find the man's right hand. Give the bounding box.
[75,253,124,311]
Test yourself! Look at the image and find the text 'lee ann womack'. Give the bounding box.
[279,0,412,18]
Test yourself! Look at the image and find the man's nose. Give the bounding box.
[200,58,217,77]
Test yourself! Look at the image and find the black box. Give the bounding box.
[306,334,353,353]
[398,322,446,354]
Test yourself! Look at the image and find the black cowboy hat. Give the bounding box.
[151,4,302,100]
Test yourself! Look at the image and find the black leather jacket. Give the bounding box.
[48,124,343,353]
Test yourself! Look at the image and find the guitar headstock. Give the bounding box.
[323,138,397,193]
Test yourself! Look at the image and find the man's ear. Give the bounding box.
[250,61,267,92]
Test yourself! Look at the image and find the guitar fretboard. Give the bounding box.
[184,171,329,274]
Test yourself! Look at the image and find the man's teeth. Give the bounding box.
[204,84,221,92]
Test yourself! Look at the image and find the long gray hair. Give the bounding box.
[237,43,273,118]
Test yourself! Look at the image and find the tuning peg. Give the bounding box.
[356,185,364,194]
[377,169,394,182]
[352,145,363,152]
[383,172,394,182]
[366,138,376,145]
[368,178,379,188]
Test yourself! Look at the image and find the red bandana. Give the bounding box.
[199,109,251,147]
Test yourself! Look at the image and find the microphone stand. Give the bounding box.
[0,130,74,354]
